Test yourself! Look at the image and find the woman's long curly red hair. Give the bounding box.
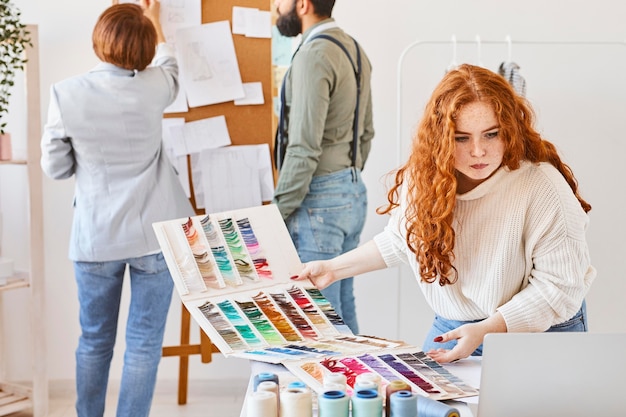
[378,64,591,286]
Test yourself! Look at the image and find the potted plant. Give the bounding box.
[0,0,31,160]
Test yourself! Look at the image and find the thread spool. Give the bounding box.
[248,390,277,417]
[355,372,381,394]
[417,395,460,417]
[287,381,307,389]
[385,380,410,417]
[353,379,378,393]
[317,390,349,417]
[389,391,417,417]
[323,372,347,391]
[351,389,383,417]
[280,386,312,417]
[254,372,280,391]
[257,380,280,415]
[324,382,347,393]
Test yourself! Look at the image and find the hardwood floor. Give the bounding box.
[10,378,249,417]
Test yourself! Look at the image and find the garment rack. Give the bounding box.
[396,36,626,167]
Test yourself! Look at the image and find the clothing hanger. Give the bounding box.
[475,35,484,66]
[447,34,458,71]
[505,35,513,62]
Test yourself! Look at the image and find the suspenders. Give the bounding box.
[274,34,363,171]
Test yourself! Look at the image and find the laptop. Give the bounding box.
[477,332,626,417]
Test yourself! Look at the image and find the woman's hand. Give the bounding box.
[427,312,507,363]
[291,260,338,290]
[140,0,165,43]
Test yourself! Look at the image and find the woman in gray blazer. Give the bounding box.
[40,2,193,416]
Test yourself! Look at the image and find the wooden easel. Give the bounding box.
[160,0,274,405]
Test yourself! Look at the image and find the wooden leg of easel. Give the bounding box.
[178,303,191,405]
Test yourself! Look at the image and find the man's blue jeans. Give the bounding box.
[74,252,174,417]
[286,167,367,334]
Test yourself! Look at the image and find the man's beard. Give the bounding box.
[276,1,302,37]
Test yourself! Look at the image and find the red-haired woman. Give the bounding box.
[293,63,595,363]
[40,1,193,416]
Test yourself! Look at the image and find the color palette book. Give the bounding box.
[283,347,480,401]
[153,204,405,363]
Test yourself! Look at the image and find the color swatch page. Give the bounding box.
[284,347,480,401]
[152,204,405,362]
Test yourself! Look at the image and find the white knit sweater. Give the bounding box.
[373,161,596,333]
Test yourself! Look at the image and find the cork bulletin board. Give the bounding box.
[166,0,273,145]
[162,0,275,213]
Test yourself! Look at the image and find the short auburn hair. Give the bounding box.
[92,3,157,71]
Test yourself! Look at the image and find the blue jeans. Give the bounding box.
[74,253,174,417]
[422,300,588,355]
[286,167,367,334]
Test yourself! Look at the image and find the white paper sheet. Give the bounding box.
[161,117,190,197]
[168,115,232,157]
[176,21,245,107]
[234,82,265,106]
[198,144,274,213]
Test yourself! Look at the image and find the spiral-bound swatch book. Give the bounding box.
[153,204,478,400]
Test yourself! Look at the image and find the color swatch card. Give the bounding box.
[284,347,480,401]
[153,204,404,362]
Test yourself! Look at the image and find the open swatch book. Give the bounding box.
[152,204,478,400]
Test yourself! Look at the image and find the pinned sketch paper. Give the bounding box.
[176,21,245,107]
[232,6,271,38]
[234,82,265,106]
[162,117,190,197]
[161,0,201,113]
[167,115,232,156]
[198,144,273,213]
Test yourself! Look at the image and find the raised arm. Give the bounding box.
[141,0,165,44]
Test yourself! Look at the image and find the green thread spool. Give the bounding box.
[351,389,383,417]
[318,390,349,417]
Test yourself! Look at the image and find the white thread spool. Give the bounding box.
[257,380,280,415]
[355,372,382,395]
[323,373,347,392]
[248,390,277,417]
[280,386,312,417]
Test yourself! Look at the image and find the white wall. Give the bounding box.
[2,0,625,385]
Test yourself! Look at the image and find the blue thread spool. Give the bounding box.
[318,390,349,417]
[389,390,417,417]
[416,395,460,417]
[351,389,383,417]
[253,372,279,391]
[287,381,307,389]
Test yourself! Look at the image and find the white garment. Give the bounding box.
[373,161,596,332]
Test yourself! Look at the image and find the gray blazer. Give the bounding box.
[41,44,194,262]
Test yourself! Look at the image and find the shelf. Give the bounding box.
[0,272,30,292]
[0,382,32,416]
[0,24,48,417]
[0,160,27,165]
